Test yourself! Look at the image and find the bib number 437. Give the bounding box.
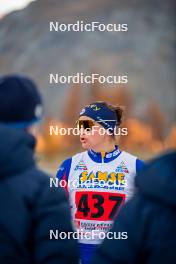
[75,191,125,221]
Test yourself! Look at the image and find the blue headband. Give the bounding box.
[79,103,118,132]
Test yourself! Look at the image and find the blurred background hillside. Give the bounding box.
[0,0,175,174]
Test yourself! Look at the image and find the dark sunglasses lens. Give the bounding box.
[83,121,91,129]
[77,120,94,130]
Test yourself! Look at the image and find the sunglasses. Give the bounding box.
[75,120,95,130]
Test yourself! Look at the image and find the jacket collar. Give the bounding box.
[88,145,121,163]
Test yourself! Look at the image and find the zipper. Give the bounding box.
[101,151,105,163]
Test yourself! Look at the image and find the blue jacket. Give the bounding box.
[0,124,79,264]
[91,151,176,264]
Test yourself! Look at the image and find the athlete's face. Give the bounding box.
[78,116,107,150]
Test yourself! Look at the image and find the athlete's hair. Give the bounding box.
[93,101,124,126]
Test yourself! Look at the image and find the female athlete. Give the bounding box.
[56,101,144,264]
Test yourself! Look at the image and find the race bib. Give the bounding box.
[75,191,125,221]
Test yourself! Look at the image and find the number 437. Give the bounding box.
[75,191,125,221]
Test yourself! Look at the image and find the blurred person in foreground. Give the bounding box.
[0,75,78,264]
[91,151,176,264]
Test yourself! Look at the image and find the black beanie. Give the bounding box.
[0,75,43,127]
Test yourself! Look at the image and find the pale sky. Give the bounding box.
[0,0,36,16]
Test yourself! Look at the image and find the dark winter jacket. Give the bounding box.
[0,124,79,264]
[91,151,176,264]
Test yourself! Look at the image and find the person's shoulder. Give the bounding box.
[72,150,87,160]
[121,150,136,159]
[121,150,139,163]
[58,150,86,168]
[7,166,66,207]
[56,157,72,179]
[31,168,68,203]
[56,151,87,181]
[59,157,72,168]
[121,151,144,163]
[58,150,87,165]
[120,151,144,172]
[13,166,48,187]
[25,167,52,191]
